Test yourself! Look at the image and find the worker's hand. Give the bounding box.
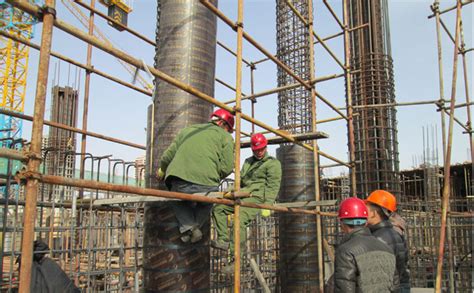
[223,191,234,199]
[261,209,271,218]
[157,168,165,181]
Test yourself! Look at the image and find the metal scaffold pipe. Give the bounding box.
[435,1,461,291]
[17,0,55,291]
[9,0,324,154]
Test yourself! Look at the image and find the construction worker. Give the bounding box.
[157,108,235,243]
[211,133,281,254]
[365,190,411,293]
[334,197,395,293]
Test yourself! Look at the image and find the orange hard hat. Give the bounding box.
[365,189,397,212]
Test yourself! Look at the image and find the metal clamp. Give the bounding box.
[38,5,57,21]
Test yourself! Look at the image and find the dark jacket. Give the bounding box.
[160,122,234,186]
[335,227,395,293]
[240,153,281,203]
[369,220,411,292]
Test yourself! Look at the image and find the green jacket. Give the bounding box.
[240,153,282,203]
[160,123,235,186]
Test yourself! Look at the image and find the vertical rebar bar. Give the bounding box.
[18,0,55,291]
[343,0,357,197]
[435,1,461,291]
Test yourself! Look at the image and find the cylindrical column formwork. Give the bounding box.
[276,0,320,291]
[277,146,318,291]
[347,0,401,197]
[144,1,218,291]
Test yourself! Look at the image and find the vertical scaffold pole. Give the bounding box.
[233,0,244,291]
[18,0,55,292]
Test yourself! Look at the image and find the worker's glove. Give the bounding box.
[157,168,165,181]
[261,209,271,218]
[223,191,234,199]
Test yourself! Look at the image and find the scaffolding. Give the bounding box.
[0,0,471,292]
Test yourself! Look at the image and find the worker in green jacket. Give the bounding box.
[158,109,235,243]
[211,133,282,254]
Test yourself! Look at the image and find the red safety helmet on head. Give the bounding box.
[250,133,268,151]
[211,109,234,131]
[338,197,368,219]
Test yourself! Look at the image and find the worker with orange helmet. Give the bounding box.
[334,197,395,292]
[157,108,235,243]
[211,133,281,260]
[365,190,410,293]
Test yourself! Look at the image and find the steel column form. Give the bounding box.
[347,0,401,198]
[435,1,461,291]
[275,1,320,291]
[145,1,218,291]
[18,0,54,291]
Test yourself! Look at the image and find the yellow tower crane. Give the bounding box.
[0,2,35,148]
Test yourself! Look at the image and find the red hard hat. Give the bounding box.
[338,197,368,219]
[211,109,234,130]
[251,133,268,151]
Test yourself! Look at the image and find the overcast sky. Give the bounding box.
[21,0,472,177]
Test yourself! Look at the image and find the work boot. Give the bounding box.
[211,240,230,250]
[190,228,203,243]
[180,233,191,243]
[221,258,235,275]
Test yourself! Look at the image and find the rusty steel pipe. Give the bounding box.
[460,22,474,189]
[17,173,336,216]
[233,0,244,289]
[0,148,28,162]
[323,0,344,29]
[199,0,313,91]
[6,0,318,153]
[307,0,324,290]
[223,74,343,105]
[344,0,358,197]
[285,0,345,70]
[79,0,95,186]
[435,1,461,291]
[73,0,156,46]
[0,108,145,149]
[428,0,472,19]
[217,40,252,66]
[0,30,152,96]
[18,0,55,291]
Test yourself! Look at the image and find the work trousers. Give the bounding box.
[167,176,219,234]
[212,197,264,253]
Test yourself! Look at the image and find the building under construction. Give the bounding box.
[0,0,472,292]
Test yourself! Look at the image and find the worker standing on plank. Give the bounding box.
[211,133,281,257]
[157,108,235,243]
[334,197,395,293]
[365,189,411,293]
